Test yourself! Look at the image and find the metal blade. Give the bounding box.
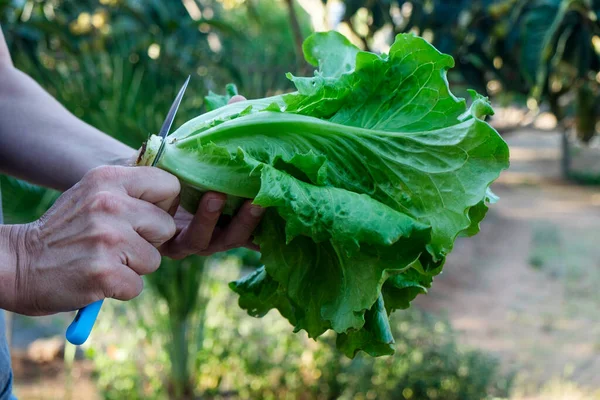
[152,75,190,167]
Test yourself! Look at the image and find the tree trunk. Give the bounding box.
[575,84,596,143]
[284,0,306,73]
[561,128,571,179]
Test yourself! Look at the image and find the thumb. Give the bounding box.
[228,95,246,104]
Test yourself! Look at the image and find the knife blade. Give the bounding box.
[152,75,190,167]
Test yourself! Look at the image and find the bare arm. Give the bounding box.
[0,25,134,191]
[0,26,263,311]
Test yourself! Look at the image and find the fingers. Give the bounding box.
[121,229,163,276]
[122,167,181,212]
[163,192,226,258]
[81,167,179,247]
[123,197,177,247]
[97,231,160,301]
[82,189,177,248]
[216,200,264,249]
[106,266,144,301]
[85,165,180,213]
[228,95,246,104]
[160,194,264,258]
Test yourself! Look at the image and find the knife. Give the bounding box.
[65,76,191,345]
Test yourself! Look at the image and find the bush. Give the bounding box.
[88,257,513,400]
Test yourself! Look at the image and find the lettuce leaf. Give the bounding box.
[138,31,510,357]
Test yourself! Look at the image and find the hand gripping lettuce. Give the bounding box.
[137,31,509,357]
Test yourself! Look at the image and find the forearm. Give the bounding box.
[0,224,23,312]
[0,65,134,191]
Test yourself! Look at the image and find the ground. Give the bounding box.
[8,128,600,399]
[416,129,600,398]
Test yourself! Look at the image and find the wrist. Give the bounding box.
[0,223,32,312]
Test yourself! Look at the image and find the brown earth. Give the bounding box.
[415,129,600,397]
[11,349,99,400]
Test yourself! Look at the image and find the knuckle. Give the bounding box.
[90,262,115,291]
[199,244,221,255]
[143,215,176,246]
[86,165,121,183]
[238,219,255,232]
[148,168,180,197]
[187,237,209,254]
[154,215,177,242]
[88,191,122,215]
[93,228,123,248]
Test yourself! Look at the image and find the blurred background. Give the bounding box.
[1,0,599,399]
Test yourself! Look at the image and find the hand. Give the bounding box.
[4,165,179,316]
[159,94,265,259]
[159,193,264,259]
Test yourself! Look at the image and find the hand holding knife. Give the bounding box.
[65,76,190,345]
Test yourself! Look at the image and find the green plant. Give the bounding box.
[89,259,513,399]
[322,0,529,96]
[85,287,171,400]
[0,1,511,396]
[516,0,600,135]
[328,0,600,179]
[137,31,509,357]
[215,0,313,98]
[0,175,60,223]
[1,1,303,398]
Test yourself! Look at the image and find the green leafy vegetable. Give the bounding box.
[138,31,509,357]
[204,83,239,112]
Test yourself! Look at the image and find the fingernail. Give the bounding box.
[250,205,265,217]
[207,198,224,213]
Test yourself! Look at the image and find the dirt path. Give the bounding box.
[415,129,600,396]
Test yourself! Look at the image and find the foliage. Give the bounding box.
[0,175,60,223]
[505,0,600,143]
[215,0,313,98]
[1,0,305,397]
[327,0,600,143]
[1,0,513,397]
[88,258,513,400]
[1,0,310,138]
[138,31,509,357]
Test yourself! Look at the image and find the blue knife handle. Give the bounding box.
[66,299,104,345]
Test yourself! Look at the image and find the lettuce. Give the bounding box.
[138,31,510,357]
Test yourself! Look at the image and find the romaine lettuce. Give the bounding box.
[138,31,509,357]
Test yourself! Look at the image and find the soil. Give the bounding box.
[10,349,99,400]
[415,129,600,396]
